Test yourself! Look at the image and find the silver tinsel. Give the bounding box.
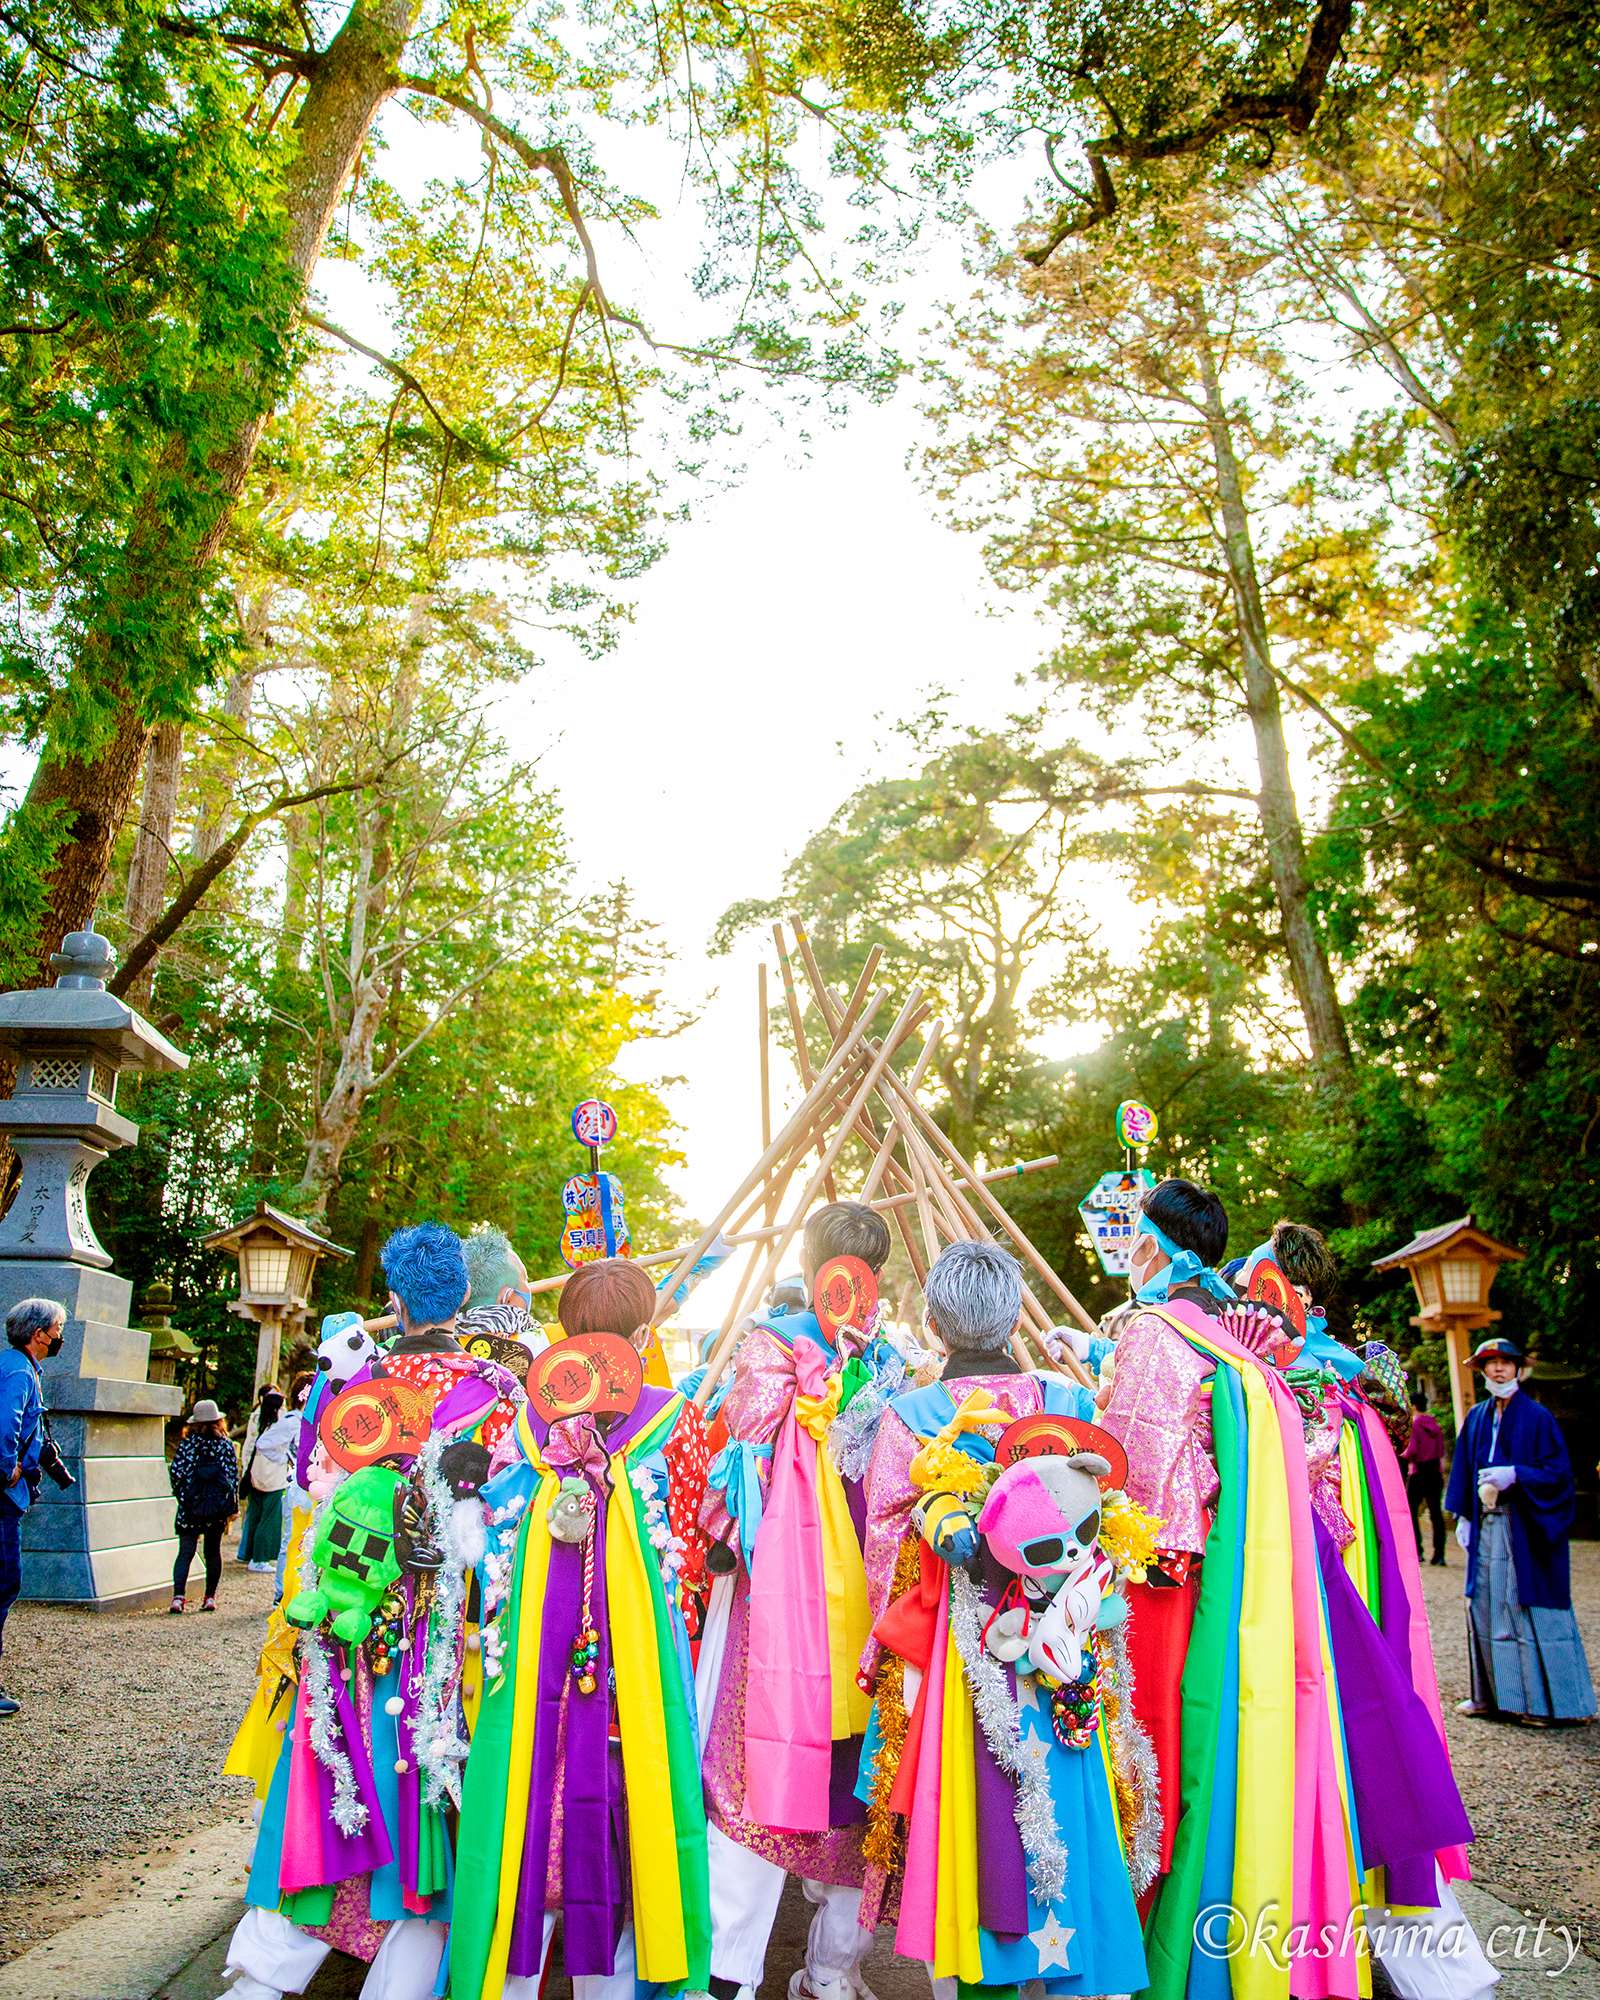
[297,1497,369,1838]
[826,1348,908,1483]
[1098,1617,1163,1894]
[949,1569,1068,1907]
[411,1434,473,1810]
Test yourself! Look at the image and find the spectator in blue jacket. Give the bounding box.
[0,1298,66,1717]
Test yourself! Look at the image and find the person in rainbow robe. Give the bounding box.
[1105,1192,1490,2000]
[694,1202,892,2000]
[856,1239,1157,2000]
[221,1224,525,2000]
[447,1258,712,2000]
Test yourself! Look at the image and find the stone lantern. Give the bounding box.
[0,924,190,1608]
[1371,1214,1525,1431]
[202,1203,349,1392]
[139,1280,197,1386]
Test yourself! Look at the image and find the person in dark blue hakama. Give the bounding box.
[1445,1338,1595,1725]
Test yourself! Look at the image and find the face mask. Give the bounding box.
[1486,1375,1519,1399]
[44,1330,63,1357]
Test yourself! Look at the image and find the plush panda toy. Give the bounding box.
[316,1310,380,1394]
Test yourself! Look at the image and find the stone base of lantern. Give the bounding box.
[0,1260,183,1609]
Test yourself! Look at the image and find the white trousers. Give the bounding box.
[500,1912,636,2000]
[1366,1867,1499,2000]
[224,1907,446,2000]
[707,1821,868,1989]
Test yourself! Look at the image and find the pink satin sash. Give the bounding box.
[894,1576,950,1961]
[743,1336,834,1831]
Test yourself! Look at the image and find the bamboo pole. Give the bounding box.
[646,993,887,1326]
[692,988,926,1408]
[772,924,835,1201]
[871,1153,1056,1213]
[860,1025,944,1202]
[873,1061,1100,1337]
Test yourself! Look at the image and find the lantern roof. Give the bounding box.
[202,1202,351,1262]
[0,924,186,1075]
[1371,1214,1524,1273]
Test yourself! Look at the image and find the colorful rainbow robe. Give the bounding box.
[1135,1302,1475,2000]
[448,1389,711,2000]
[861,1370,1148,1997]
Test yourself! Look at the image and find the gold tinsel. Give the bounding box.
[1098,1488,1163,1583]
[862,1531,921,1874]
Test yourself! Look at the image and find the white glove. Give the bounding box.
[1045,1325,1092,1363]
[1455,1518,1471,1551]
[1481,1465,1517,1490]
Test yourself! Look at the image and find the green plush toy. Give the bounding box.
[284,1465,406,1644]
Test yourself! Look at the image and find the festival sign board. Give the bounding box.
[1077,1167,1156,1278]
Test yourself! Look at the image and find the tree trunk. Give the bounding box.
[250,811,314,1182]
[191,660,259,865]
[1194,308,1355,1082]
[11,0,423,990]
[121,721,184,1012]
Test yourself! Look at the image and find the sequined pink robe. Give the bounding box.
[698,1324,868,1885]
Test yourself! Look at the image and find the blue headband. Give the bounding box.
[1132,1217,1236,1305]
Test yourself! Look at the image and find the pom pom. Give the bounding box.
[466,1630,481,1652]
[394,1757,409,1774]
[385,1695,405,1716]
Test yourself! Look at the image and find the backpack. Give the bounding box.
[184,1443,237,1521]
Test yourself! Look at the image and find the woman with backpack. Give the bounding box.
[236,1384,288,1572]
[169,1400,240,1613]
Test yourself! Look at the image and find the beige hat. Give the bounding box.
[188,1398,225,1425]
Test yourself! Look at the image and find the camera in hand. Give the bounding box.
[32,1438,76,1492]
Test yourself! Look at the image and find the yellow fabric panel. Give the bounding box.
[608,1434,688,1984]
[933,1623,983,1984]
[816,1448,874,1738]
[462,1628,484,1737]
[1098,1719,1126,1856]
[224,1507,309,1798]
[480,1471,556,2000]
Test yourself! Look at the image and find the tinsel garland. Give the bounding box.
[411,1433,474,1809]
[630,1461,686,1583]
[826,1347,907,1484]
[949,1569,1067,1907]
[862,1531,921,1873]
[1096,1617,1163,1895]
[296,1494,369,1838]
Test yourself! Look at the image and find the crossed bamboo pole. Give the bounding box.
[672,923,1098,1409]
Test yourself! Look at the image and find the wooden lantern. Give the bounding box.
[203,1203,350,1393]
[1371,1215,1524,1430]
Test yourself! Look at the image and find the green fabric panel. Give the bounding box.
[417,1801,448,1900]
[445,1507,528,1997]
[1141,1358,1243,2000]
[626,1456,713,1991]
[282,1883,335,1926]
[958,1981,1017,2000]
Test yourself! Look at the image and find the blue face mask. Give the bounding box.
[1131,1218,1235,1305]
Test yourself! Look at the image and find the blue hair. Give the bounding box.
[381,1223,470,1327]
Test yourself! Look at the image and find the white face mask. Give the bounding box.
[1485,1375,1520,1399]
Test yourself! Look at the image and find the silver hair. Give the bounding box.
[461,1225,521,1306]
[923,1240,1023,1353]
[6,1296,66,1348]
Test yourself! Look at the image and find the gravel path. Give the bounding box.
[1422,1538,1600,1943]
[2,1543,1595,1978]
[0,1568,270,1963]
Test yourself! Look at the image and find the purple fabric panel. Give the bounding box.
[973,1660,1029,1938]
[845,1474,868,1550]
[558,1503,619,1976]
[829,1735,869,1827]
[506,1527,585,1974]
[321,1657,396,1879]
[395,1617,421,1899]
[1314,1517,1470,1891]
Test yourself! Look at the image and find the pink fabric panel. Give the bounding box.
[742,1337,834,1832]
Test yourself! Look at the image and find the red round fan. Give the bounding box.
[994,1411,1128,1491]
[527,1332,643,1423]
[320,1377,433,1471]
[813,1255,878,1347]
